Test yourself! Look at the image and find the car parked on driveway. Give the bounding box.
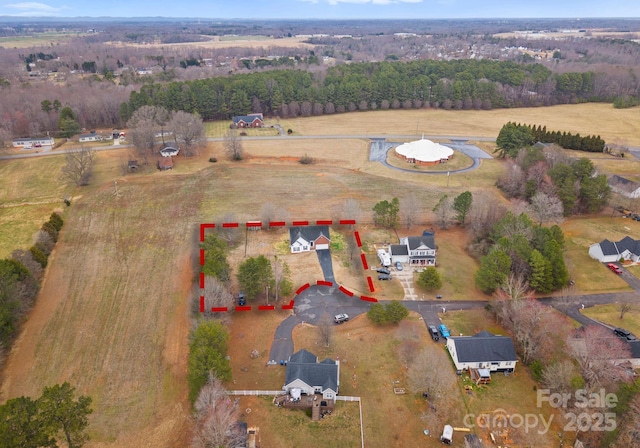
[438,324,450,339]
[334,313,349,324]
[607,263,623,274]
[428,325,440,341]
[614,327,637,341]
[395,261,403,271]
[376,267,391,275]
[378,274,392,281]
[238,293,246,306]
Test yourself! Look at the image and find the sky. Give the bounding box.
[0,0,639,20]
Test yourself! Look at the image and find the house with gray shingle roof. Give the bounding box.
[289,225,330,253]
[232,113,263,128]
[392,229,436,265]
[589,236,640,263]
[446,331,518,372]
[608,175,640,199]
[283,349,339,402]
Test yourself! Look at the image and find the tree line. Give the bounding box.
[0,213,63,362]
[496,122,605,157]
[120,59,605,122]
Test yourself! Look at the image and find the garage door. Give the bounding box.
[315,244,329,250]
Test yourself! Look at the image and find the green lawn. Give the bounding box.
[582,304,640,336]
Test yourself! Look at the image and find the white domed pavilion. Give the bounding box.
[395,138,454,166]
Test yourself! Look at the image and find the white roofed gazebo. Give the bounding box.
[395,138,454,166]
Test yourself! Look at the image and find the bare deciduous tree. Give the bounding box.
[127,105,170,159]
[317,313,333,347]
[260,202,289,226]
[528,191,564,226]
[617,302,632,320]
[218,212,241,245]
[401,193,420,229]
[170,110,205,157]
[408,347,457,404]
[541,359,576,393]
[202,276,234,315]
[224,129,243,161]
[612,395,640,448]
[566,325,632,389]
[61,147,95,186]
[191,374,244,448]
[432,194,454,229]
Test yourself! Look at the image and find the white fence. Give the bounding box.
[336,395,361,402]
[228,390,283,396]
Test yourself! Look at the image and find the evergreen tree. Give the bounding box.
[529,249,553,293]
[417,267,442,291]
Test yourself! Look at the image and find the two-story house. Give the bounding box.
[390,230,436,266]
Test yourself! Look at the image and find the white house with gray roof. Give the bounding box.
[283,349,339,402]
[446,331,518,372]
[289,225,330,253]
[390,229,436,265]
[608,175,640,199]
[589,236,640,263]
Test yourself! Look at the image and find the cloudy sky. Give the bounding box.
[0,0,638,19]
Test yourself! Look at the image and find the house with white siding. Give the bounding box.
[446,331,518,373]
[589,236,640,263]
[283,349,339,402]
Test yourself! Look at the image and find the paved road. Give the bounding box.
[0,134,496,161]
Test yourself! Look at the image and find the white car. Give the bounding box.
[334,313,349,324]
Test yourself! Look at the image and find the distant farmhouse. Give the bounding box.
[12,137,55,148]
[608,175,640,199]
[589,236,640,263]
[390,230,436,266]
[289,225,330,253]
[159,145,180,157]
[79,131,108,143]
[446,331,518,373]
[232,113,264,128]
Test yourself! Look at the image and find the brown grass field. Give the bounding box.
[105,35,314,50]
[1,104,639,446]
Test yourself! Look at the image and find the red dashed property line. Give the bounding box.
[360,253,369,270]
[200,223,215,242]
[200,219,364,313]
[211,307,228,312]
[360,295,378,302]
[367,276,375,292]
[258,305,276,311]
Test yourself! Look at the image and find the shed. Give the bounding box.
[157,157,173,170]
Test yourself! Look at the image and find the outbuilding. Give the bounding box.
[395,138,454,166]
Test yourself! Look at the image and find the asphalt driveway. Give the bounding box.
[316,249,335,283]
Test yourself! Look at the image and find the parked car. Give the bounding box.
[334,313,349,324]
[376,267,391,275]
[395,261,403,271]
[614,327,637,341]
[238,293,246,306]
[378,274,392,281]
[607,263,623,274]
[428,325,440,341]
[438,324,450,339]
